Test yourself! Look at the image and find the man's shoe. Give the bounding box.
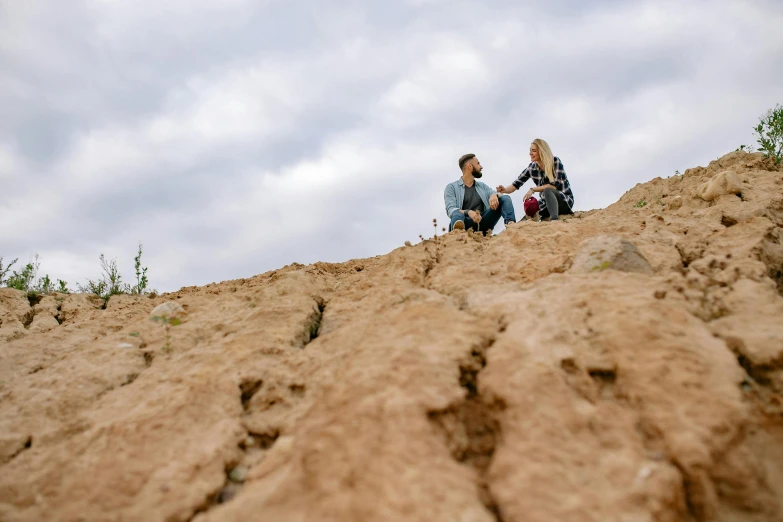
[452,220,465,231]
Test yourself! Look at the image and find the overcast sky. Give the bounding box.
[2,0,782,292]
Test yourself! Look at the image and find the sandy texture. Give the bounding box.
[1,151,782,522]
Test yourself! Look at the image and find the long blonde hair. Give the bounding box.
[532,138,555,182]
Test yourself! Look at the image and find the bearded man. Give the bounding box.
[444,154,516,233]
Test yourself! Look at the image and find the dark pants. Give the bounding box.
[449,194,516,232]
[540,188,573,220]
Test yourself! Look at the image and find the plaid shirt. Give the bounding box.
[512,157,574,212]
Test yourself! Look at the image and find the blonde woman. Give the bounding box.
[496,139,575,221]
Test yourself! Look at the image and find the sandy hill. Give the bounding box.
[1,151,783,522]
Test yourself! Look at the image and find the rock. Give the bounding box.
[0,288,32,341]
[228,466,248,483]
[28,315,59,334]
[570,235,654,274]
[697,170,743,201]
[0,319,28,342]
[58,294,104,324]
[666,195,683,210]
[150,302,186,319]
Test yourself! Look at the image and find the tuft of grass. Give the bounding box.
[78,254,125,302]
[634,200,648,208]
[4,244,152,299]
[78,243,156,303]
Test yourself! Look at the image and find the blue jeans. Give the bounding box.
[449,195,516,232]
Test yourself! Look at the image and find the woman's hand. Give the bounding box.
[523,188,534,201]
[496,184,515,194]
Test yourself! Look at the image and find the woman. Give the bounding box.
[496,138,575,221]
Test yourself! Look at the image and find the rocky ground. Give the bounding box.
[1,150,782,522]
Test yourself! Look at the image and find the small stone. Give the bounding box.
[116,343,134,349]
[228,465,248,483]
[571,235,653,275]
[150,302,186,319]
[697,170,743,201]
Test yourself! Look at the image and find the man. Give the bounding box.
[444,154,516,233]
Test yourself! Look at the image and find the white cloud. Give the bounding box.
[1,0,782,291]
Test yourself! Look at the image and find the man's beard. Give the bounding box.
[472,167,483,178]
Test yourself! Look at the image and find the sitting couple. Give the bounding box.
[444,138,575,233]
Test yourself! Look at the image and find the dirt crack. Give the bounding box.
[187,379,281,520]
[428,334,507,522]
[298,297,326,348]
[3,436,32,465]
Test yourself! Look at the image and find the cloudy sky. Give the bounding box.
[2,0,782,292]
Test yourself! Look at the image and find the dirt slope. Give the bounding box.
[1,150,782,522]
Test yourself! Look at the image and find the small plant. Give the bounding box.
[130,243,149,295]
[736,144,754,152]
[151,315,182,352]
[129,331,140,337]
[0,257,18,286]
[6,255,40,292]
[78,254,126,302]
[591,261,612,272]
[38,274,54,294]
[57,280,69,293]
[634,200,648,208]
[754,104,783,165]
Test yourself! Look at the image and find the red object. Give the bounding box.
[524,197,540,217]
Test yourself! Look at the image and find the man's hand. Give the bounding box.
[489,193,499,210]
[524,188,534,201]
[467,210,481,223]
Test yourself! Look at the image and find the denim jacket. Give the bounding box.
[444,178,497,219]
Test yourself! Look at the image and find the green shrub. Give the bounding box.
[77,243,154,302]
[3,246,150,299]
[78,254,125,301]
[0,257,19,286]
[754,104,783,165]
[130,243,149,295]
[38,274,54,294]
[6,255,39,292]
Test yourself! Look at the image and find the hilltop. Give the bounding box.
[1,150,782,522]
